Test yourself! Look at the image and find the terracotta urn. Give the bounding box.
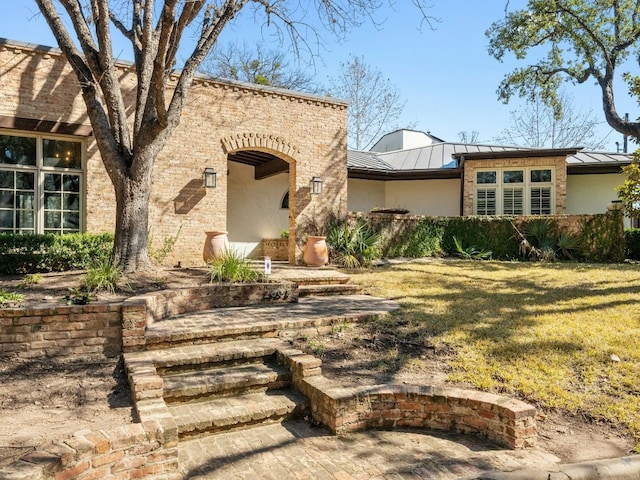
[303,235,329,267]
[203,231,229,263]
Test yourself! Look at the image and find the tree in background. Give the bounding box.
[458,131,480,143]
[617,156,640,218]
[495,91,606,149]
[200,42,322,94]
[34,0,434,272]
[331,55,409,150]
[486,0,640,139]
[617,78,640,218]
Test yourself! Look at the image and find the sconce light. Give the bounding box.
[310,176,323,195]
[203,168,217,188]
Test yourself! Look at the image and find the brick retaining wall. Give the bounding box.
[283,349,537,450]
[0,303,122,359]
[121,282,298,353]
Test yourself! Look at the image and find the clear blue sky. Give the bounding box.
[0,0,635,151]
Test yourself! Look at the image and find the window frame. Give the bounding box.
[0,129,85,234]
[474,166,554,216]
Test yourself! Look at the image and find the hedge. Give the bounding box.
[626,229,640,260]
[0,233,113,275]
[349,212,626,263]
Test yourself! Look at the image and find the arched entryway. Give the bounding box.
[221,133,298,263]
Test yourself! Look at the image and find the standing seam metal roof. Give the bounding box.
[348,144,631,172]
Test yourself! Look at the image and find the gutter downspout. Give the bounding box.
[458,155,465,216]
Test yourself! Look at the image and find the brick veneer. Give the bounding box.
[0,303,122,359]
[463,156,568,216]
[0,40,348,266]
[261,238,289,261]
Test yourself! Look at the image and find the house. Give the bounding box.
[348,130,635,228]
[0,38,348,266]
[0,37,634,270]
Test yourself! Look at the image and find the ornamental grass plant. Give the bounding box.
[349,260,640,451]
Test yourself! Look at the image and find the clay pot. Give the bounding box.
[303,235,329,267]
[203,231,229,263]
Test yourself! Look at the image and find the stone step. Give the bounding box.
[163,361,291,404]
[135,338,285,373]
[168,390,308,439]
[298,283,363,297]
[144,295,398,350]
[270,268,352,286]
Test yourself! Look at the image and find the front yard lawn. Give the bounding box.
[348,260,640,450]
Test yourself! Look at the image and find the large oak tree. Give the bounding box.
[34,0,434,272]
[486,0,640,139]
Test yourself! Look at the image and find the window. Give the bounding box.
[280,191,289,209]
[0,132,83,234]
[474,167,554,216]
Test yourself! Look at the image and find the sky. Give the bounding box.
[0,1,637,152]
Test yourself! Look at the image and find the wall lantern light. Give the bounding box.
[310,176,323,195]
[203,168,217,188]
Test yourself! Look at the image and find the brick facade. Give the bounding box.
[462,156,567,216]
[0,40,348,265]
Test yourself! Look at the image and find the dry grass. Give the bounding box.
[349,259,640,450]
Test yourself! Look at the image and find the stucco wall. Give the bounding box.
[566,173,624,215]
[0,41,348,266]
[567,173,631,228]
[348,178,460,216]
[227,161,289,256]
[385,179,460,216]
[347,178,385,213]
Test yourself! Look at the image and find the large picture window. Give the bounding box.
[474,167,554,216]
[0,132,83,234]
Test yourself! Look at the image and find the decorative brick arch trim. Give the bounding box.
[221,133,300,161]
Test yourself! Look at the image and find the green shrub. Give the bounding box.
[452,236,492,260]
[83,259,124,294]
[149,226,182,265]
[384,217,444,258]
[626,229,640,260]
[209,251,264,283]
[0,290,25,307]
[0,233,113,275]
[441,217,519,260]
[354,213,622,263]
[579,211,625,263]
[326,218,381,268]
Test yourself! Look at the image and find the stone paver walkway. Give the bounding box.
[179,420,560,480]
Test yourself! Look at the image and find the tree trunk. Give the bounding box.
[112,171,153,273]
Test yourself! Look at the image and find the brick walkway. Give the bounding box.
[179,420,559,479]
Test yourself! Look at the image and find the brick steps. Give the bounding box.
[143,295,397,350]
[146,338,285,373]
[168,390,308,439]
[163,361,291,403]
[127,293,399,447]
[298,283,362,297]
